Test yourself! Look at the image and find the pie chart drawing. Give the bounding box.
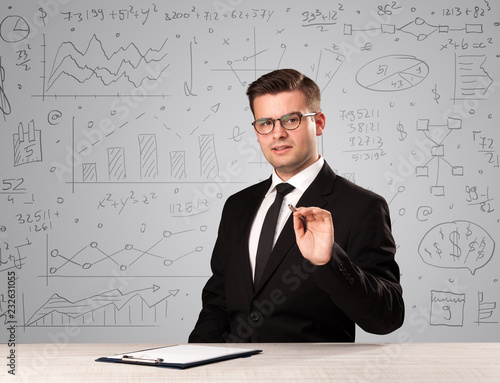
[356,55,429,92]
[0,15,30,43]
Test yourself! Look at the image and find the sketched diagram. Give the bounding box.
[415,117,463,196]
[418,220,495,275]
[430,290,465,327]
[45,34,170,92]
[453,54,493,103]
[49,229,204,276]
[344,17,483,41]
[355,55,428,92]
[13,120,42,166]
[0,15,30,43]
[25,286,179,327]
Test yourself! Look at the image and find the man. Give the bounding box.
[189,69,404,343]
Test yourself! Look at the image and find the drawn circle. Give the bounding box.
[97,223,103,228]
[0,16,30,43]
[164,259,173,266]
[415,17,425,25]
[207,85,213,91]
[399,208,406,216]
[51,249,59,257]
[90,242,98,248]
[163,230,172,238]
[56,197,64,204]
[125,244,133,250]
[217,193,223,199]
[195,246,203,252]
[81,263,91,269]
[174,188,180,194]
[49,267,57,274]
[398,186,405,193]
[120,265,127,271]
[88,121,94,128]
[200,225,207,232]
[494,22,500,26]
[469,109,475,114]
[48,110,62,125]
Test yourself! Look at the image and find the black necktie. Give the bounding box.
[254,183,295,285]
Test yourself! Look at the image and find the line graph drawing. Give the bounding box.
[43,34,170,94]
[415,117,464,196]
[25,286,179,327]
[48,228,205,276]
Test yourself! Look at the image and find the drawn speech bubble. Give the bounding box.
[418,220,495,275]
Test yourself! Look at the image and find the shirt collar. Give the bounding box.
[268,156,325,195]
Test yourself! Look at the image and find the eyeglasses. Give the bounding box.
[252,112,318,135]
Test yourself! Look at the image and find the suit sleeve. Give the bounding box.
[312,194,404,335]
[188,201,232,343]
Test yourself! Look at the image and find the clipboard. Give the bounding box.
[96,344,262,369]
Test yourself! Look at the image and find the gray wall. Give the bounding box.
[0,0,499,343]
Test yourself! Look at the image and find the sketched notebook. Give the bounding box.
[96,344,262,369]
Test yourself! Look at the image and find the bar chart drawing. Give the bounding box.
[138,134,159,180]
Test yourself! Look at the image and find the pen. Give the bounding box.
[288,204,307,232]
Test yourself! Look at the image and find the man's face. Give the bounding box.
[252,90,325,181]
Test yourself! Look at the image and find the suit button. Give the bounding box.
[338,263,344,271]
[250,312,260,322]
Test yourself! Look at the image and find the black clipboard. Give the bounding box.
[96,344,262,369]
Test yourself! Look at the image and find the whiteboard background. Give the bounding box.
[0,0,499,344]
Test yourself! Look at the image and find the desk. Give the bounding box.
[6,343,500,382]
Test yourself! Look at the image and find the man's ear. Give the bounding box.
[315,112,326,136]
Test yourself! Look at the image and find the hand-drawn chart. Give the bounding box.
[0,0,498,344]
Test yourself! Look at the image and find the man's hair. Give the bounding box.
[246,68,321,115]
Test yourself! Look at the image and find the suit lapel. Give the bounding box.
[253,163,336,295]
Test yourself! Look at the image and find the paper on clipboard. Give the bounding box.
[97,344,262,369]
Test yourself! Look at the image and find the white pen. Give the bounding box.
[288,204,307,232]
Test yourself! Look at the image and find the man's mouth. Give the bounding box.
[272,145,292,152]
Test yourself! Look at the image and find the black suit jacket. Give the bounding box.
[189,161,404,342]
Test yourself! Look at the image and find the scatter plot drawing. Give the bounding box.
[356,55,428,92]
[418,220,495,275]
[25,286,179,327]
[415,117,464,196]
[430,290,465,327]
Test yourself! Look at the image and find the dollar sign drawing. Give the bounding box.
[396,122,407,141]
[449,230,462,260]
[39,8,47,26]
[432,84,440,104]
[433,242,442,258]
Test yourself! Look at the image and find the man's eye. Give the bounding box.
[258,120,272,127]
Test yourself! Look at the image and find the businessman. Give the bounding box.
[189,69,404,343]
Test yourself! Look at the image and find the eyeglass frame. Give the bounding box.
[251,112,319,135]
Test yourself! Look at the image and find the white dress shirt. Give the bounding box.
[248,156,325,280]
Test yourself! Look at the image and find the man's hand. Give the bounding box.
[291,207,334,265]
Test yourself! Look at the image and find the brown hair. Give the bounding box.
[246,69,321,115]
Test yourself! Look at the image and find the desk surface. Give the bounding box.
[6,342,500,382]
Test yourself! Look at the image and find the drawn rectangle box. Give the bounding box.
[431,145,444,157]
[415,166,429,177]
[452,166,464,176]
[430,186,445,197]
[447,117,462,130]
[343,24,352,35]
[381,24,395,34]
[416,119,430,131]
[466,24,483,33]
[438,25,449,33]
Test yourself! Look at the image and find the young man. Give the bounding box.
[189,69,404,342]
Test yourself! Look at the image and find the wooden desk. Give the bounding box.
[7,343,500,382]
